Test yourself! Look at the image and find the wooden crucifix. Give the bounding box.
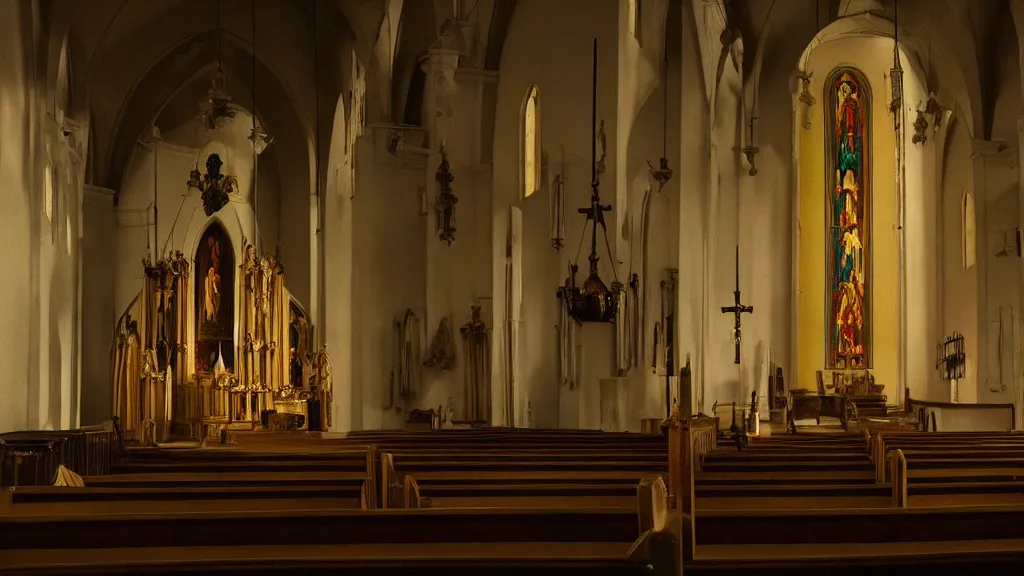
[720,246,753,364]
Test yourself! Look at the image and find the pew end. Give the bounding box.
[404,476,423,509]
[890,449,907,508]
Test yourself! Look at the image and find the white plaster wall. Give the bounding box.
[981,47,1022,405]
[492,0,620,429]
[350,132,426,430]
[0,2,83,432]
[0,3,36,432]
[422,68,496,425]
[81,187,117,425]
[940,122,979,401]
[623,79,681,423]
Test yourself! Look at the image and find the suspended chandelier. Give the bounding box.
[203,0,237,131]
[557,39,621,324]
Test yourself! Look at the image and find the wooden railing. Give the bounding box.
[905,389,1015,432]
[0,423,118,487]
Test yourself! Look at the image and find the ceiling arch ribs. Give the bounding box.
[76,0,355,189]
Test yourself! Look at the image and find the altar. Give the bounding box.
[112,236,332,445]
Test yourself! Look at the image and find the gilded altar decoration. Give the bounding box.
[825,68,871,370]
[112,252,190,444]
[435,151,458,245]
[288,301,313,388]
[236,240,285,420]
[187,153,237,217]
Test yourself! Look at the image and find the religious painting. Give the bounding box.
[824,67,871,370]
[194,221,235,373]
[288,300,312,388]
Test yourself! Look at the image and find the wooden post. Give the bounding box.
[665,405,685,510]
[890,448,907,508]
[681,425,696,562]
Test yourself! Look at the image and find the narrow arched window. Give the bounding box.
[523,86,540,199]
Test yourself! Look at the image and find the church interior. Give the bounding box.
[3,0,1024,572]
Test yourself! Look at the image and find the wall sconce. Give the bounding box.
[435,150,458,245]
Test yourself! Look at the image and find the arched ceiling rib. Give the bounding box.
[105,32,306,194]
[64,0,361,188]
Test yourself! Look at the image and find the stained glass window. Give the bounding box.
[825,68,871,370]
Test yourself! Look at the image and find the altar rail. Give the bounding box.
[0,423,118,487]
[905,392,1015,432]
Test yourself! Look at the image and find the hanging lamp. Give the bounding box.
[204,0,237,131]
[648,49,673,188]
[558,39,621,324]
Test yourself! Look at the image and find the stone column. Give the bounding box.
[678,0,712,414]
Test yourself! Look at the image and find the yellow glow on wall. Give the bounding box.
[797,48,900,392]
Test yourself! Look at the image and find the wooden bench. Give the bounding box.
[2,483,369,513]
[0,497,677,576]
[694,434,886,509]
[407,481,643,508]
[381,447,668,508]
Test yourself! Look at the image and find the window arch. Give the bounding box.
[522,86,540,199]
[824,67,871,370]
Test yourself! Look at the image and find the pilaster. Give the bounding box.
[969,139,1013,404]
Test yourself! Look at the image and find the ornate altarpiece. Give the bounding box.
[112,235,332,444]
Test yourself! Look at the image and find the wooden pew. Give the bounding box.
[1,482,369,514]
[695,483,892,510]
[696,433,884,509]
[689,506,1024,570]
[382,448,668,508]
[406,479,647,508]
[0,507,655,575]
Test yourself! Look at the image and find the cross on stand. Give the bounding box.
[578,185,613,272]
[720,245,753,365]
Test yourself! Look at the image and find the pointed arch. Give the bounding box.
[521,85,541,199]
[194,220,236,374]
[824,66,871,370]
